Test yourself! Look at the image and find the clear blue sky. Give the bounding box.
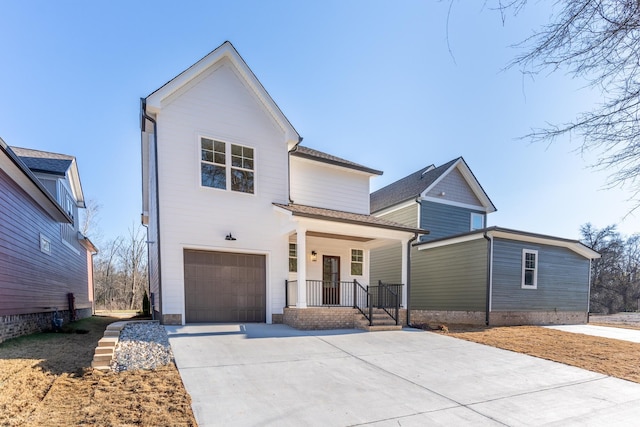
[1,1,637,244]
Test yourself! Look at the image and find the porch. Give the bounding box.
[284,280,405,330]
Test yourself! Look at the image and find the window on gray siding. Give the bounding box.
[201,137,254,193]
[289,243,297,272]
[522,249,538,289]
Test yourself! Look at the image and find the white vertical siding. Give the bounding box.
[154,59,291,322]
[290,157,371,214]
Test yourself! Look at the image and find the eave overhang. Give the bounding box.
[415,226,600,259]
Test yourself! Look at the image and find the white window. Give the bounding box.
[351,249,363,276]
[471,213,485,231]
[200,137,254,194]
[289,243,297,272]
[521,249,538,289]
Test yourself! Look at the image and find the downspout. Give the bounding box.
[483,231,493,326]
[141,98,163,322]
[406,233,418,326]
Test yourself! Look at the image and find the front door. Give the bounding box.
[322,255,340,305]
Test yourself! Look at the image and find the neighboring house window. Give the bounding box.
[40,233,51,255]
[289,243,297,272]
[351,249,363,276]
[201,137,255,194]
[471,213,484,231]
[522,249,538,289]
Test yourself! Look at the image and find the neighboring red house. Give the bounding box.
[0,138,96,342]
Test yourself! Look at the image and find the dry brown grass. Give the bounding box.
[432,323,640,384]
[0,316,196,427]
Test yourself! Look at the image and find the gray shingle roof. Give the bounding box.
[291,146,383,175]
[274,203,426,234]
[10,147,73,176]
[370,158,460,213]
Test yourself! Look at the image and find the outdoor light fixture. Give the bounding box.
[311,250,317,262]
[225,233,236,241]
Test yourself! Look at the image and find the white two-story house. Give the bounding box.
[141,42,424,329]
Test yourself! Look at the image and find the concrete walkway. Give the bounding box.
[166,324,640,426]
[545,324,640,343]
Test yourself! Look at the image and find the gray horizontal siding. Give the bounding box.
[420,201,484,241]
[370,243,402,285]
[411,238,487,311]
[491,238,590,312]
[378,204,418,228]
[0,169,90,316]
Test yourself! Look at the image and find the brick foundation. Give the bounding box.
[271,314,283,324]
[489,311,587,326]
[284,307,358,330]
[283,307,407,330]
[409,310,486,326]
[162,314,182,325]
[408,310,588,326]
[0,307,92,344]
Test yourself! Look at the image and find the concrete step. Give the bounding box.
[106,321,128,331]
[97,337,118,347]
[91,361,112,371]
[92,353,113,364]
[95,347,114,355]
[103,330,121,338]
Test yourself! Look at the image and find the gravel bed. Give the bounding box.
[111,321,174,373]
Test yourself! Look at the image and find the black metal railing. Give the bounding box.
[373,281,400,325]
[286,280,359,307]
[353,280,372,325]
[285,280,402,326]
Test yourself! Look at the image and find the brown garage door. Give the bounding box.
[184,250,266,323]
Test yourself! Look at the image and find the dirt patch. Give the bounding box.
[0,316,196,427]
[421,321,640,384]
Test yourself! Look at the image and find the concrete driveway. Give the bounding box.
[166,324,640,426]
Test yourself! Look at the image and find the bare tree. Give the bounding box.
[80,199,102,239]
[93,237,123,310]
[119,225,148,310]
[581,223,640,313]
[494,1,640,209]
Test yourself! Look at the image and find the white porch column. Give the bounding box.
[401,238,409,308]
[296,227,307,308]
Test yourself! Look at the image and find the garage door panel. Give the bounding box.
[184,250,266,323]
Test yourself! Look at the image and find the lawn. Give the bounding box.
[436,323,640,384]
[0,316,196,427]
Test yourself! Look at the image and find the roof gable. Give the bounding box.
[11,146,85,208]
[0,139,71,223]
[145,41,300,147]
[370,157,496,214]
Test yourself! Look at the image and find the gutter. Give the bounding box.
[141,98,163,322]
[483,231,494,326]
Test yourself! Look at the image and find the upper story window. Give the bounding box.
[470,212,484,231]
[201,137,254,194]
[521,249,538,289]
